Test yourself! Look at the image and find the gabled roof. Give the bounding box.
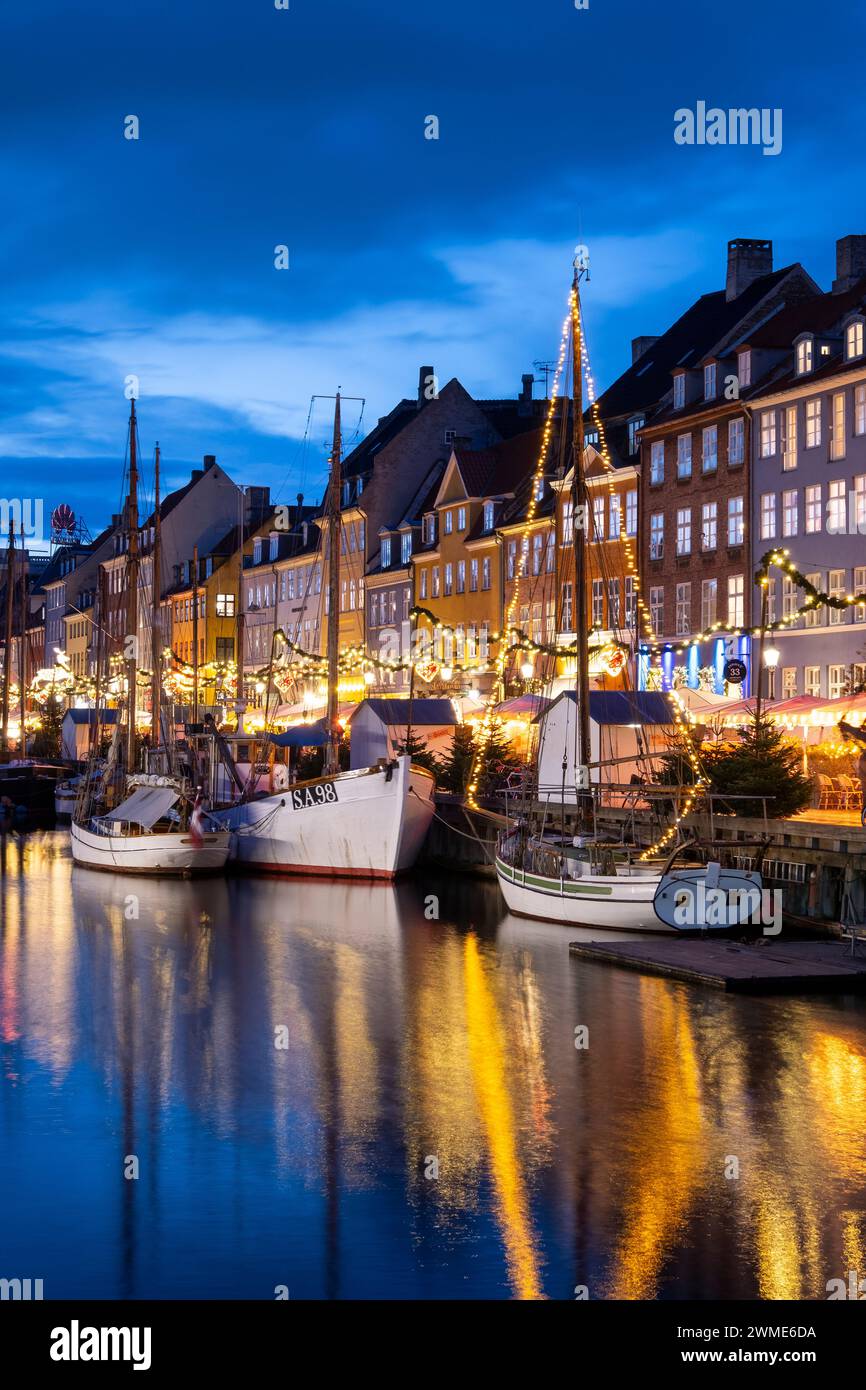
[347,698,460,726]
[744,277,866,350]
[450,428,545,502]
[596,264,805,421]
[539,689,675,725]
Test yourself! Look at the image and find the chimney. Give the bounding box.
[203,454,216,470]
[520,372,534,402]
[631,336,658,364]
[833,235,866,293]
[418,365,434,407]
[726,238,773,301]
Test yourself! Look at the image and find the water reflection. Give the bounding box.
[1,831,865,1299]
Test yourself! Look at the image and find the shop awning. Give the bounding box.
[106,785,180,828]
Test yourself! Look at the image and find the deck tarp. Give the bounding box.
[106,786,179,828]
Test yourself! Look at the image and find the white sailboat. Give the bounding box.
[494,262,762,933]
[215,392,435,879]
[70,400,230,876]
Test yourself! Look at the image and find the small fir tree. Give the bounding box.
[393,728,439,778]
[435,722,476,794]
[705,716,813,819]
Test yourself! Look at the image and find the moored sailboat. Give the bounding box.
[214,391,435,878]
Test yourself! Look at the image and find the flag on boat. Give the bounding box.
[189,789,206,848]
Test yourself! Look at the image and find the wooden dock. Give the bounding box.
[567,937,866,994]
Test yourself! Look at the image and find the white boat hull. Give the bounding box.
[55,789,77,820]
[214,757,435,879]
[496,854,667,932]
[70,820,231,875]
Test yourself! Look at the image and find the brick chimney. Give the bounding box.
[520,372,534,401]
[833,235,866,293]
[203,454,216,470]
[418,365,435,407]
[631,336,658,364]
[726,238,773,302]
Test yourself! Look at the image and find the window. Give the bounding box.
[650,586,664,634]
[805,483,822,533]
[216,636,234,663]
[804,665,821,698]
[561,582,573,631]
[628,417,644,455]
[507,541,517,580]
[855,476,866,534]
[608,494,621,539]
[469,558,478,591]
[215,592,235,617]
[561,500,573,543]
[650,512,664,560]
[677,434,692,478]
[650,441,664,484]
[702,425,717,473]
[846,320,864,359]
[431,566,440,598]
[855,566,866,621]
[444,429,456,446]
[593,497,605,538]
[830,392,846,461]
[760,493,776,540]
[703,362,717,400]
[728,416,744,467]
[782,489,798,537]
[782,667,797,697]
[738,350,752,388]
[702,501,717,551]
[482,556,491,590]
[546,529,555,571]
[457,506,467,531]
[701,578,717,630]
[381,537,391,568]
[828,479,846,535]
[482,501,494,532]
[804,573,823,627]
[532,533,543,574]
[456,560,465,593]
[782,404,798,470]
[828,569,845,625]
[673,374,685,409]
[625,576,636,627]
[767,577,777,622]
[608,579,620,626]
[760,410,777,458]
[728,575,744,627]
[401,532,412,564]
[419,568,427,600]
[829,664,846,699]
[626,490,638,536]
[676,507,692,555]
[592,578,604,627]
[728,496,744,546]
[796,337,813,375]
[444,563,453,595]
[423,514,436,545]
[805,398,822,448]
[676,582,691,635]
[782,577,797,618]
[857,385,866,436]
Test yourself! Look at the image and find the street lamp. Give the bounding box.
[764,644,780,704]
[520,659,535,681]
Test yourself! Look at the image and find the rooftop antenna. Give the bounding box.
[532,360,556,399]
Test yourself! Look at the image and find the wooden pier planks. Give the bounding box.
[567,937,866,994]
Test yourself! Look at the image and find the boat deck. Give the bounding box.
[567,936,866,994]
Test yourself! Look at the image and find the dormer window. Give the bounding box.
[269,534,279,561]
[533,476,545,501]
[380,537,391,568]
[444,510,453,534]
[738,350,752,387]
[401,532,412,564]
[847,320,865,360]
[253,538,263,564]
[482,501,495,532]
[673,374,685,410]
[423,514,436,545]
[627,416,644,455]
[703,363,717,400]
[796,336,814,376]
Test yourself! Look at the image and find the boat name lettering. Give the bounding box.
[291,782,339,810]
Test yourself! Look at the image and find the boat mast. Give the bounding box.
[570,265,592,827]
[151,442,162,751]
[1,521,14,755]
[192,543,199,724]
[125,398,140,773]
[324,391,342,776]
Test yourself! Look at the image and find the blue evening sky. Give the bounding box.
[1,0,864,535]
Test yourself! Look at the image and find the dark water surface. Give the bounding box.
[1,830,865,1300]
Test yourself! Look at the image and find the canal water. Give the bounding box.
[1,830,865,1301]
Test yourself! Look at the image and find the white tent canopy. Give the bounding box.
[106,786,179,828]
